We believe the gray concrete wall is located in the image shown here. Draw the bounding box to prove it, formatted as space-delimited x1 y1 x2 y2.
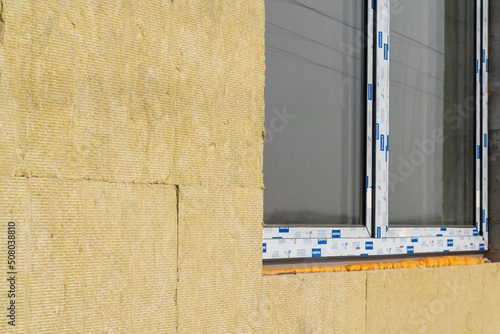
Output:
487 1 500 261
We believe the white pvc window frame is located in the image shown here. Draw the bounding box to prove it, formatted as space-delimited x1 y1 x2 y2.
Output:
263 0 489 260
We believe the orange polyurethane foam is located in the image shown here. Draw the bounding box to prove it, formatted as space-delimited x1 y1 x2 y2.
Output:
263 256 487 275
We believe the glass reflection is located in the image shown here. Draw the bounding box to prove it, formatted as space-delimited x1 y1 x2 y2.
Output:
389 0 475 226
264 0 365 226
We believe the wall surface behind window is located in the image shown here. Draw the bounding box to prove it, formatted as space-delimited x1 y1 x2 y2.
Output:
487 0 500 262
0 1 499 333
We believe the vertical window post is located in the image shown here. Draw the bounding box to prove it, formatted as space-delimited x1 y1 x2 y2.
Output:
374 0 390 238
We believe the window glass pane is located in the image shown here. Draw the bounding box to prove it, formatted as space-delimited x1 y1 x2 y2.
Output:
389 0 475 226
264 0 365 226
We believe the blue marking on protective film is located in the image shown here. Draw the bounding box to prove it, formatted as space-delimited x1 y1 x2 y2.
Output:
361 254 369 256
318 239 327 245
477 145 481 159
376 123 380 140
366 176 369 189
437 234 443 237
377 227 381 238
444 250 450 253
378 32 383 48
312 248 322 258
407 246 414 254
384 44 388 60
473 231 479 237
483 210 486 224
380 135 385 151
480 244 485 251
263 243 267 253
484 134 488 147
447 239 453 247
332 230 341 238
486 59 489 72
476 59 479 73
365 241 374 250
272 237 282 239
386 135 389 162
486 218 489 232
411 238 418 243
279 227 289 233
440 227 447 231
371 0 373 9
368 84 373 100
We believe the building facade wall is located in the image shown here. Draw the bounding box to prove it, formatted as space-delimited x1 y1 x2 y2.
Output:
0 1 498 333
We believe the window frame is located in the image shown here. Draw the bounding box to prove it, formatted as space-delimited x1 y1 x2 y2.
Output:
263 0 489 260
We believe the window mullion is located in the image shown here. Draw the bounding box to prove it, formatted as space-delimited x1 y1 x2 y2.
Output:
476 0 482 235
481 0 489 245
365 0 375 236
374 0 390 238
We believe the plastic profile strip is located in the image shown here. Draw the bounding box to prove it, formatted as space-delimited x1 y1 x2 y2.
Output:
262 236 486 260
374 0 390 238
481 0 489 247
386 227 480 238
365 0 375 236
475 0 482 233
263 226 370 240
